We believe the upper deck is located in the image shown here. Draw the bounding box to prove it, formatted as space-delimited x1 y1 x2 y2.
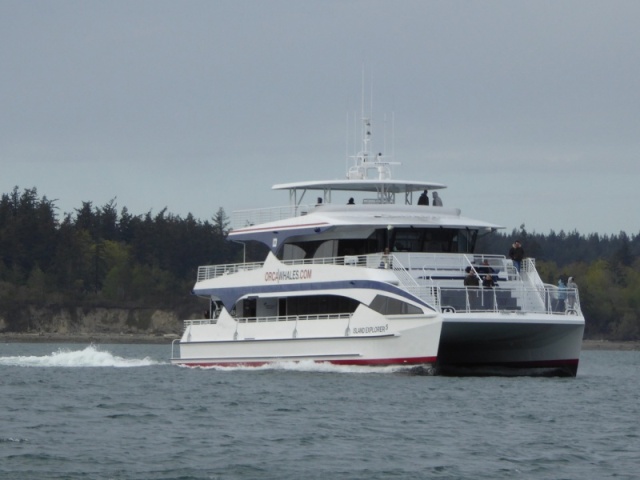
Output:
195 252 581 317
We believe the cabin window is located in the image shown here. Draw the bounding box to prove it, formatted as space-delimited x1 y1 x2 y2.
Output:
281 240 337 260
239 298 257 318
315 240 338 258
369 295 422 315
279 295 360 317
456 229 478 253
280 227 478 259
390 228 478 253
282 243 307 261
392 230 422 252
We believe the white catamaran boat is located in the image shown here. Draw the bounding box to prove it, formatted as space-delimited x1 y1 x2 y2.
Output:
171 114 584 375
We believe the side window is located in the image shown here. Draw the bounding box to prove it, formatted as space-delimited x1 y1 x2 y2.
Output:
282 244 306 261
369 295 422 315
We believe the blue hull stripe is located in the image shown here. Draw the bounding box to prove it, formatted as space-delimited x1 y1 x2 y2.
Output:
195 279 435 312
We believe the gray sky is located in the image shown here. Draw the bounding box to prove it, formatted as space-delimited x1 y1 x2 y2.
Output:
2 0 639 236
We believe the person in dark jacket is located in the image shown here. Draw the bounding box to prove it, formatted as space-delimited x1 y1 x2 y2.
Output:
464 266 480 287
509 240 525 274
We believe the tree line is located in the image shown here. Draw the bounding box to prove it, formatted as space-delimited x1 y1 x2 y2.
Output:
1 187 639 340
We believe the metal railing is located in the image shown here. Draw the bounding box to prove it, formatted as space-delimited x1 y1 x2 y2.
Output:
197 254 378 281
231 204 312 230
197 261 264 282
436 285 581 315
182 313 353 333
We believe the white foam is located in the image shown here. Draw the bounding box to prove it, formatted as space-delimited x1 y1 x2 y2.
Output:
191 360 419 375
0 345 162 368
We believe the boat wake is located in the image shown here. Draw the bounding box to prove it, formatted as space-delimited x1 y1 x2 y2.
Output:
186 360 436 375
0 345 162 368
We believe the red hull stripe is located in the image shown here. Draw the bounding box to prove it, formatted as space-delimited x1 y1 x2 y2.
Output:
177 356 437 368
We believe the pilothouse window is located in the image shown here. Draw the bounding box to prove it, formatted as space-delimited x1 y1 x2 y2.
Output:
280 227 478 260
389 228 477 253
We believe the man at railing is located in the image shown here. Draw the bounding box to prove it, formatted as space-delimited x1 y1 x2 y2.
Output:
509 240 525 274
463 266 481 310
555 277 567 312
567 276 578 311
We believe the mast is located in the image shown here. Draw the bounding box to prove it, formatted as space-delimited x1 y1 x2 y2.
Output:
347 78 399 184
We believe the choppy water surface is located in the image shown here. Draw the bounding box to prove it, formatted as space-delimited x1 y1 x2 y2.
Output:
1 343 638 480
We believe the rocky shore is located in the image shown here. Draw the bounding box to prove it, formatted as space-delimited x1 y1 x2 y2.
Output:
0 332 638 350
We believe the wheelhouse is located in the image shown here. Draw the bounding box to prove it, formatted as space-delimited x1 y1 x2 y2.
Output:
280 226 479 261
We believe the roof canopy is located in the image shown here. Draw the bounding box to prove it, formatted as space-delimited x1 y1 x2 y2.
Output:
273 179 446 194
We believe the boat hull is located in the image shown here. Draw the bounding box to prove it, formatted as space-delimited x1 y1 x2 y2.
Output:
436 313 585 376
171 309 442 368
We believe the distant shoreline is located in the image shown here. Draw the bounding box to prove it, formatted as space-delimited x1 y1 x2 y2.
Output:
0 333 638 351
581 339 640 351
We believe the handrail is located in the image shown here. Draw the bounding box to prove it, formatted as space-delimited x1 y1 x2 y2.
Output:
236 313 352 324
231 204 313 230
436 285 581 315
183 313 352 328
197 252 510 282
170 338 180 359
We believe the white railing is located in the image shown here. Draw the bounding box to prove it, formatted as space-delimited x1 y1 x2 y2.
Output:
231 204 312 230
197 262 264 282
436 285 581 315
183 313 352 330
236 313 352 324
197 255 374 281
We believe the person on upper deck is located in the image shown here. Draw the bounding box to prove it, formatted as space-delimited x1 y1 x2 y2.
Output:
418 190 429 205
347 197 355 205
567 276 578 310
380 247 392 269
478 260 497 286
509 240 524 274
432 191 443 206
556 277 567 312
482 273 495 288
478 259 494 274
464 266 480 287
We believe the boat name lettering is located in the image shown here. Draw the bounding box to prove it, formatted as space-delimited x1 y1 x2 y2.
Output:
352 324 389 335
264 269 313 282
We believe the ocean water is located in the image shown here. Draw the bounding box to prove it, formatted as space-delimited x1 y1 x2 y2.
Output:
0 343 638 480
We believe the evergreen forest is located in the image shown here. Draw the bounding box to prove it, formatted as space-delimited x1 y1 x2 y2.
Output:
1 187 639 340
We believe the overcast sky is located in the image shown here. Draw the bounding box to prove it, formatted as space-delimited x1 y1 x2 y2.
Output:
2 0 639 236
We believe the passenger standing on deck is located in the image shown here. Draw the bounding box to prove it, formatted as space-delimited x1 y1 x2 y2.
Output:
567 276 578 310
380 248 391 269
432 191 443 206
418 190 429 205
464 266 480 309
556 277 567 312
509 240 524 274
